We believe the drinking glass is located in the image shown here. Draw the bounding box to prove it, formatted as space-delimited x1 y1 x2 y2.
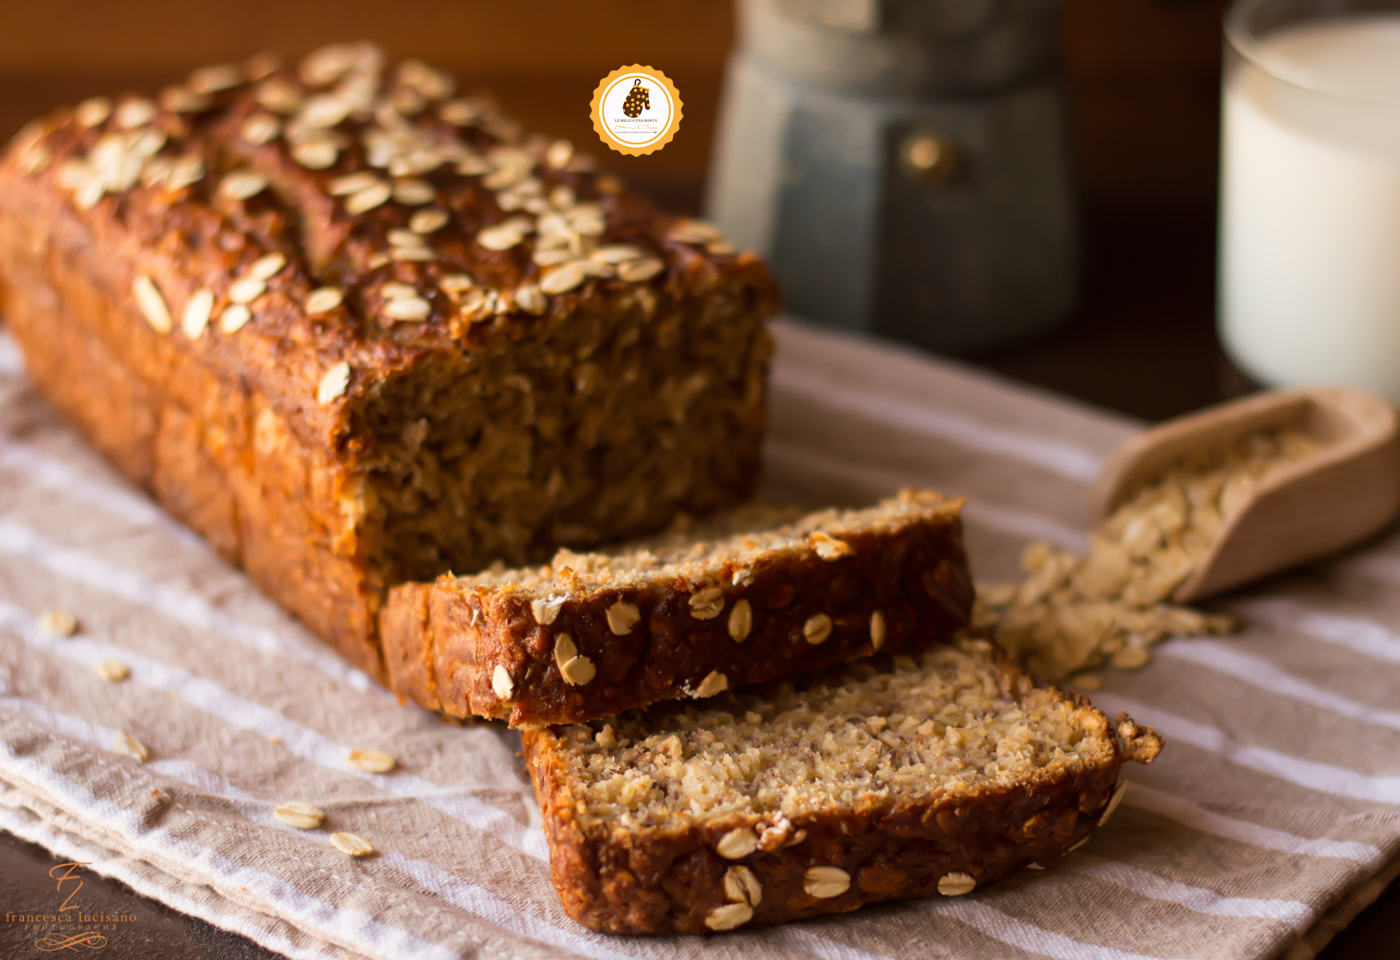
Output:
1219 0 1400 400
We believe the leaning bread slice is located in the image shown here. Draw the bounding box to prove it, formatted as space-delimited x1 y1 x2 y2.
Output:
381 489 973 725
523 636 1163 934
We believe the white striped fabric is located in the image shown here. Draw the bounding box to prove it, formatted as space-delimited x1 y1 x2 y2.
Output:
1 318 1398 960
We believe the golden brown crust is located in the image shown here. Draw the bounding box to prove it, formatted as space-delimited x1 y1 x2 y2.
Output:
0 243 388 676
382 500 975 725
523 644 1149 935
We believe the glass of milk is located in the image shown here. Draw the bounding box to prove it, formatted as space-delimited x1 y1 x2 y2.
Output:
1219 0 1400 401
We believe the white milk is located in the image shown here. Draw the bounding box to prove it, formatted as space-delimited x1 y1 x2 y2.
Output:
1219 16 1400 400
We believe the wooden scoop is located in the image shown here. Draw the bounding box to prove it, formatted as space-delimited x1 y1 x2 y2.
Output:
1088 387 1400 603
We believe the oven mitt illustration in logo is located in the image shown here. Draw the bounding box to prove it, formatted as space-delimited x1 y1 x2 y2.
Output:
622 79 651 118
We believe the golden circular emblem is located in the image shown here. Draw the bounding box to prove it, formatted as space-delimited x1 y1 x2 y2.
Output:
591 65 682 156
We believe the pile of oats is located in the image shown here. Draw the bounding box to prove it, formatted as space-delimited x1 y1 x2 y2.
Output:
973 427 1321 687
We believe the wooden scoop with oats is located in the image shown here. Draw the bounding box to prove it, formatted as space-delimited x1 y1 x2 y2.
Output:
976 387 1400 686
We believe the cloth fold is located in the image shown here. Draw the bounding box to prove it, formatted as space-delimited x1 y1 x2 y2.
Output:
1 318 1397 960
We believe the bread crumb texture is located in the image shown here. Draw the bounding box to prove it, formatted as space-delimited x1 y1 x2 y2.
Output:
553 640 1112 829
457 491 957 597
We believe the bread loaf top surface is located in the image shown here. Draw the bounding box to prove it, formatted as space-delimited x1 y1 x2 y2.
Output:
0 43 776 450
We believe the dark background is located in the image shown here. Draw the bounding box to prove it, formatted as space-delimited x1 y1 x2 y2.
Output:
0 0 1395 957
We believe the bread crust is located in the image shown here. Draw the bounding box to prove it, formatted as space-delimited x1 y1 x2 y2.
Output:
523 644 1162 935
382 498 974 725
0 210 387 675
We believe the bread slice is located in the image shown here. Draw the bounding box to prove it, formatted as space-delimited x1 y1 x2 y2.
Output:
523 636 1163 934
381 489 973 725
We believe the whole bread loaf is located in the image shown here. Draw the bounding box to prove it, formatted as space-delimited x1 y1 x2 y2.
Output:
525 636 1163 935
0 45 777 681
383 489 974 725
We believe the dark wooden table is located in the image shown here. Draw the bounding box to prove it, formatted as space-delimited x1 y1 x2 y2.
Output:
2 74 1397 960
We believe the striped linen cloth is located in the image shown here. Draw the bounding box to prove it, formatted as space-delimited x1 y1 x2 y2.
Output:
1 317 1397 960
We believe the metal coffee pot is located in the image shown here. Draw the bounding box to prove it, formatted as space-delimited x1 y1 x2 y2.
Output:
707 0 1077 355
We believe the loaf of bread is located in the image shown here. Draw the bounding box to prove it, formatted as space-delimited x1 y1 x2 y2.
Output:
0 44 777 681
382 489 973 725
524 636 1163 934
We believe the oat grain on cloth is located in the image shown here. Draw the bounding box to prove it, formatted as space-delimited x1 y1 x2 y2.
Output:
1 317 1398 960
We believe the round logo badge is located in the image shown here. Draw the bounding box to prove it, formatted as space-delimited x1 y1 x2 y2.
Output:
591 65 682 156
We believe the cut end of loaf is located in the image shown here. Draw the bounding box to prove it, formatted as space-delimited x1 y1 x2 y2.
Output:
353 278 776 591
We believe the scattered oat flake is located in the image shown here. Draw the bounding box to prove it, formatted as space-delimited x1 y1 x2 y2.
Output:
348 749 396 774
96 659 130 682
39 609 78 637
329 832 374 857
273 801 324 830
113 731 149 762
